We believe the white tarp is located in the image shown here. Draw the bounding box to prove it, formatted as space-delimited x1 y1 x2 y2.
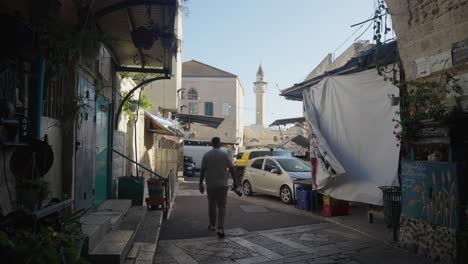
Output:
303 69 400 205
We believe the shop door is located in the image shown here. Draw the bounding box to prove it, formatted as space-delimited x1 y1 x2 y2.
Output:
94 96 110 205
74 74 96 210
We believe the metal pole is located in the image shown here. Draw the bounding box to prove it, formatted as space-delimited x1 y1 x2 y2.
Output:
32 57 46 139
114 75 170 129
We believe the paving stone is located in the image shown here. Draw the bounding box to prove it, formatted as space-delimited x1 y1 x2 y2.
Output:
239 205 270 213
324 229 361 240
230 237 284 260
135 261 152 264
136 250 154 261
225 228 249 236
262 233 308 250
167 245 198 264
235 256 270 264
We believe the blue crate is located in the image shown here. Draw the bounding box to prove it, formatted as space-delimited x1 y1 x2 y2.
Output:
295 188 323 211
295 187 312 210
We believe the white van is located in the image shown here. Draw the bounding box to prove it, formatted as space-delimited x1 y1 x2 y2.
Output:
183 145 230 171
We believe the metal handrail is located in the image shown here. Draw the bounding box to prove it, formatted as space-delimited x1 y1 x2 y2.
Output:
112 148 166 181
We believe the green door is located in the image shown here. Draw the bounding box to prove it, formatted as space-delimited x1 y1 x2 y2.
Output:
95 96 110 205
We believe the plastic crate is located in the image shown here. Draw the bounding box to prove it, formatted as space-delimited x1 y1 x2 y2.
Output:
322 197 349 217
295 186 311 210
310 191 323 212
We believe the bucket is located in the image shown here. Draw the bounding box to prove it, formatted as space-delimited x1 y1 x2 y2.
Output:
147 178 165 199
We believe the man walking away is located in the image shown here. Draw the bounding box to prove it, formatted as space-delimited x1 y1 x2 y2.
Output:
199 137 238 238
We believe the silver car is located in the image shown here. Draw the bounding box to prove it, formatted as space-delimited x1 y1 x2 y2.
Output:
242 156 312 204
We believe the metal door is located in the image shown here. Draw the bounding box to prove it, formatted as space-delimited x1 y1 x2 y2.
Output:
94 96 110 205
262 159 283 195
74 74 96 210
249 158 266 193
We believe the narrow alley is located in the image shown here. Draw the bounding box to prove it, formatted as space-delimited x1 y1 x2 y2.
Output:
153 178 433 264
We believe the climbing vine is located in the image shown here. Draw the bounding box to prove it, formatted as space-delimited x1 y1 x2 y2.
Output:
372 1 464 146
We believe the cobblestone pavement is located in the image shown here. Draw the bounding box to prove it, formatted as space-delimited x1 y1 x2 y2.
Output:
154 223 433 264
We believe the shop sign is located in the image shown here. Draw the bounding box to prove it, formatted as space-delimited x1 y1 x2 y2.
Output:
452 38 468 65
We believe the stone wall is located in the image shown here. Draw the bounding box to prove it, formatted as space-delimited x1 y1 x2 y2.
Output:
386 0 468 80
112 131 127 198
399 216 456 263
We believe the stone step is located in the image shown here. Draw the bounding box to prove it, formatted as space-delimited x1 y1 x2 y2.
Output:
81 212 113 252
124 210 164 264
89 230 134 264
81 199 133 254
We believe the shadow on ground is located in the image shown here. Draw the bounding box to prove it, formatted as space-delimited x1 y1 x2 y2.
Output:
159 194 324 240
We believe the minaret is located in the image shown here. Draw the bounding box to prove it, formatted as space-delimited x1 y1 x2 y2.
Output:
253 64 267 126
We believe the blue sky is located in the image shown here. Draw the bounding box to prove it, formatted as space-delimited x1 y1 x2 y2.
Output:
182 0 387 125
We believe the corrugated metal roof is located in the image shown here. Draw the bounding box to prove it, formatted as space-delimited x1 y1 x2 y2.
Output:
269 117 306 127
93 0 176 72
281 40 399 101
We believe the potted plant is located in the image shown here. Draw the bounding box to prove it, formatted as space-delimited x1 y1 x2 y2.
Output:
59 210 87 264
16 178 50 211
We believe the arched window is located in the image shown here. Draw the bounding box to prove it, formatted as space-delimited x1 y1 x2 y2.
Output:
188 88 198 100
273 136 278 142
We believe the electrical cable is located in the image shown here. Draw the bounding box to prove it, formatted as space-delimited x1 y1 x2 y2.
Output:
3 152 15 209
354 20 374 42
133 88 144 177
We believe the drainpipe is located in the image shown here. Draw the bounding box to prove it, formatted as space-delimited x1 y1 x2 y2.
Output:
32 57 46 139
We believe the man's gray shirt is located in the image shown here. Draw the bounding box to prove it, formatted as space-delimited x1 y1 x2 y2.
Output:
201 148 233 189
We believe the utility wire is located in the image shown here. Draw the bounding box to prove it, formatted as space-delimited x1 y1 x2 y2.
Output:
354 19 374 42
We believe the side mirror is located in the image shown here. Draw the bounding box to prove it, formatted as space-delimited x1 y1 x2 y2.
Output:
271 168 281 174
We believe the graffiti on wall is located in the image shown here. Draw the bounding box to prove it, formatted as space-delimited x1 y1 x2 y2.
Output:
401 161 459 228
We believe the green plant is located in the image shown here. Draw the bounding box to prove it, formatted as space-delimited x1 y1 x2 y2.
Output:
393 72 463 143
122 91 154 120
370 1 464 145
0 209 88 264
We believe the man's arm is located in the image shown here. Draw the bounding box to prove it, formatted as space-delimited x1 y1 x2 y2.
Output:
199 167 206 185
226 154 239 187
199 156 206 194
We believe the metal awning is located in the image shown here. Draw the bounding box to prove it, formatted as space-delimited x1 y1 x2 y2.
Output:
279 135 309 148
281 41 399 101
269 117 306 127
177 114 224 129
145 112 185 137
93 0 178 73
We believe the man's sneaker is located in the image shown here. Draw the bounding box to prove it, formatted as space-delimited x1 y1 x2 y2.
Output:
208 225 216 231
231 186 243 197
217 227 225 238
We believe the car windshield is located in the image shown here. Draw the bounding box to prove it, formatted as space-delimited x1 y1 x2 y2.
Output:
273 150 292 157
277 159 311 172
184 157 193 162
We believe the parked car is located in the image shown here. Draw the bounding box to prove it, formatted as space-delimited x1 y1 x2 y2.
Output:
242 156 312 204
234 148 292 179
183 156 196 177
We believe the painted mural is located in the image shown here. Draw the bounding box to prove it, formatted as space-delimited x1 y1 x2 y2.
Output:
401 161 459 228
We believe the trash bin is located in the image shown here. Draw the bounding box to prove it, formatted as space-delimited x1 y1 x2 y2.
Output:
379 186 401 241
379 186 401 227
118 176 144 205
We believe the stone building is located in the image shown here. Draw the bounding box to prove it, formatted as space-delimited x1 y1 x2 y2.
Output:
385 0 468 262
181 60 245 147
244 65 307 152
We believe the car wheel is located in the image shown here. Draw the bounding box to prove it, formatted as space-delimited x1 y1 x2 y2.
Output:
243 181 253 196
280 186 293 204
